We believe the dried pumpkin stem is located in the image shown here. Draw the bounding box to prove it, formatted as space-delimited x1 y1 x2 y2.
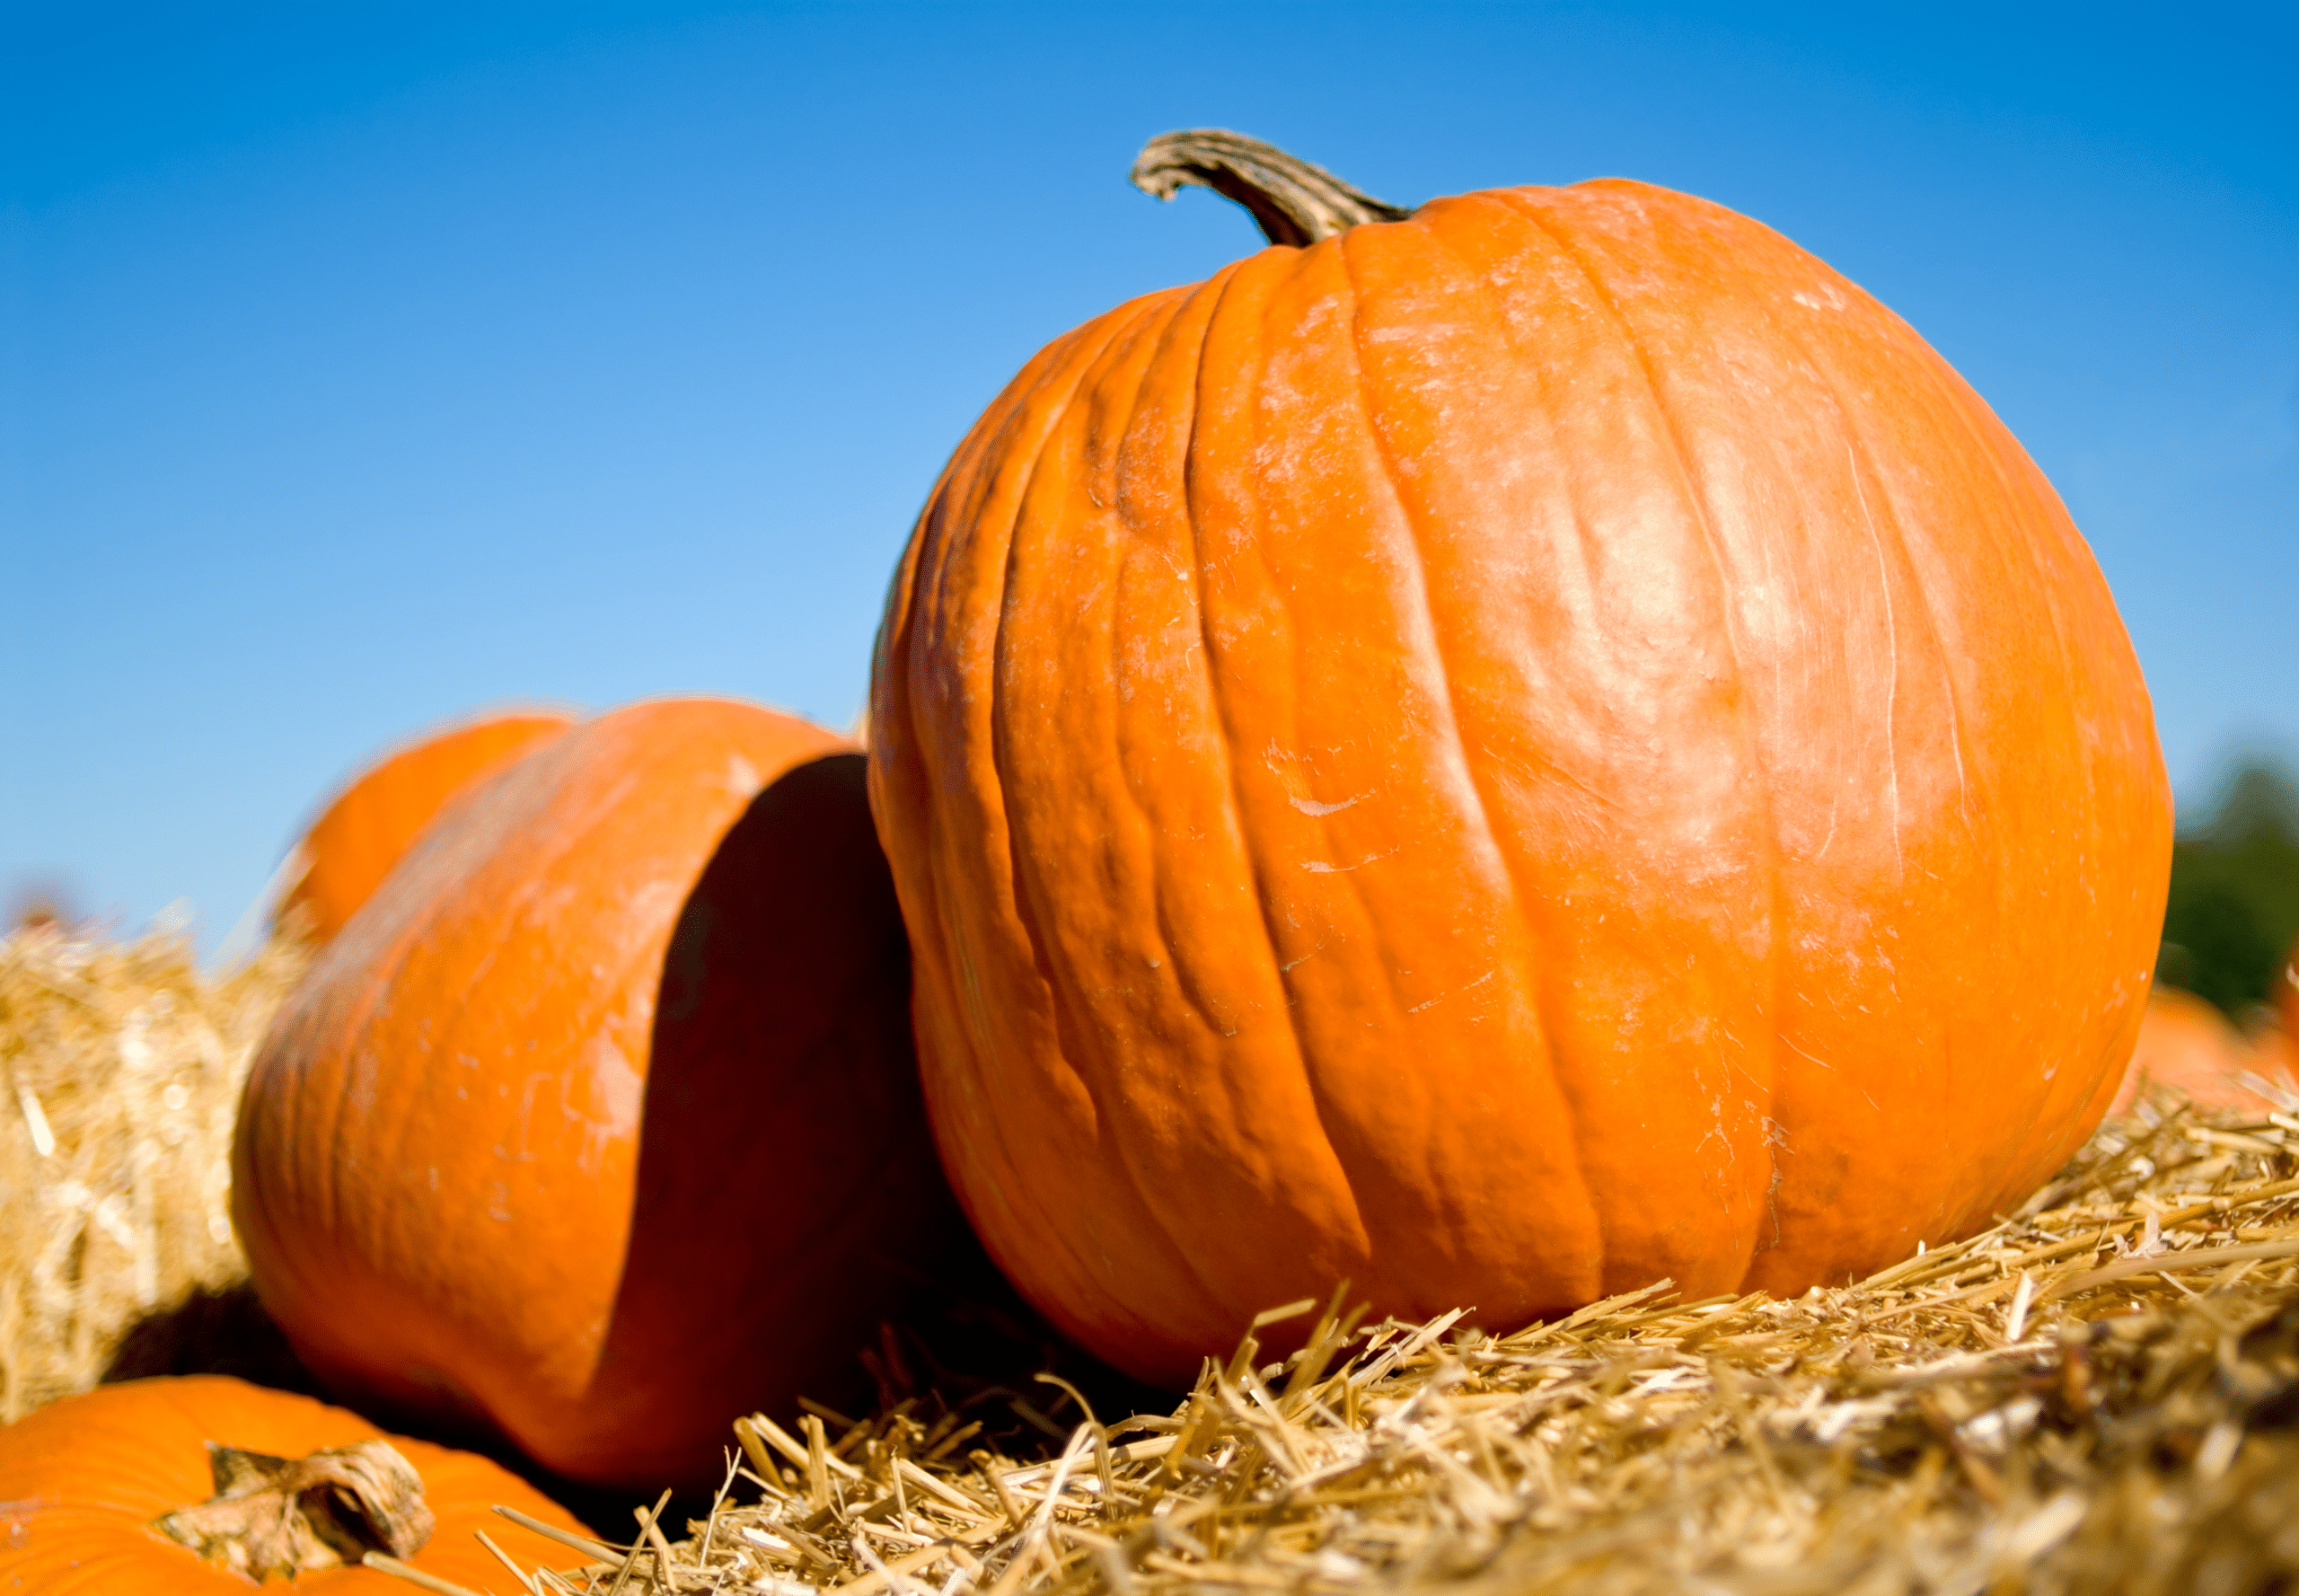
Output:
150 1438 436 1580
1129 129 1413 246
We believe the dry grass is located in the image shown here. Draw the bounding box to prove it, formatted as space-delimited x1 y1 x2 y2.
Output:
0 922 304 1420
9 921 2299 1592
459 1090 2299 1596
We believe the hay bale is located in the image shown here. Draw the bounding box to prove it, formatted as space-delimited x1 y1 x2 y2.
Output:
487 1088 2299 1596
0 923 304 1419
11 915 2297 1591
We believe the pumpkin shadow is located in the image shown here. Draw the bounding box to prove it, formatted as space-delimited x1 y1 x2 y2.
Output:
103 1282 323 1396
583 752 1164 1489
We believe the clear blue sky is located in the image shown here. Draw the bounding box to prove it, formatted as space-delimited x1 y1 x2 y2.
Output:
4 2 2295 948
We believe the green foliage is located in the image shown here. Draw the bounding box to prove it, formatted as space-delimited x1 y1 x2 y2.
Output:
2158 758 2299 1018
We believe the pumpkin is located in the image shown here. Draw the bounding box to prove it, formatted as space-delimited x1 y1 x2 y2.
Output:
866 131 2172 1383
0 1375 593 1592
279 710 574 942
236 697 959 1486
2281 932 2299 1053
2110 985 2280 1116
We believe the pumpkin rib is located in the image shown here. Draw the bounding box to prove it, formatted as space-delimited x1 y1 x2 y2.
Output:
1467 190 1789 1282
1254 220 1608 1309
1326 217 1613 1282
1722 198 2151 1255
1131 269 1282 1045
1701 207 2001 1257
980 295 1240 1342
1445 193 1803 1278
1117 266 1360 1341
1053 274 1324 1352
1823 380 2037 1222
1515 185 2000 1275
1828 304 2132 1212
1183 248 1385 1296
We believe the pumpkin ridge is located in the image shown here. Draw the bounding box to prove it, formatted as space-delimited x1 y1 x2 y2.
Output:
1407 191 1785 1273
1319 216 1614 1299
983 294 1232 1341
1125 270 1272 1037
1793 343 2013 1222
1783 275 2108 1227
1103 258 1371 1347
1179 244 1381 1329
1517 191 1931 1274
1488 188 1814 1282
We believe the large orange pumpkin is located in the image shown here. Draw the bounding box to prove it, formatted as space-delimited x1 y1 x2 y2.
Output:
237 698 959 1486
0 1376 593 1592
867 132 2172 1383
279 710 574 942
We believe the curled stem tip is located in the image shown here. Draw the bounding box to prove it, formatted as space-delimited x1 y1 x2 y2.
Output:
1130 129 1412 247
152 1439 436 1580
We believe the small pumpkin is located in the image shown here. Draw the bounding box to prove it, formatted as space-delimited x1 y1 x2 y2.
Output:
2111 985 2280 1116
0 1375 592 1592
867 132 2172 1382
2280 932 2299 1054
279 710 574 942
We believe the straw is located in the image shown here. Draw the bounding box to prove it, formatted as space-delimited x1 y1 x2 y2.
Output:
487 1084 2299 1595
0 921 304 1419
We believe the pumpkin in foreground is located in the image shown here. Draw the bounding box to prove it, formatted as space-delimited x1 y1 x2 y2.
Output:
278 709 574 942
0 1375 592 1592
237 697 960 1486
867 131 2172 1383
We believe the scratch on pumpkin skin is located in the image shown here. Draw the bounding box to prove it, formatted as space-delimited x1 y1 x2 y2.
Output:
1300 848 1397 875
1263 742 1365 816
1405 969 1495 1015
1846 443 1904 884
1760 1116 1793 1250
1781 1033 1881 1113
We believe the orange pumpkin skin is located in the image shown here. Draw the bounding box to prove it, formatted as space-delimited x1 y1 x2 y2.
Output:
2110 987 2276 1116
0 1376 591 1593
868 179 2171 1383
281 711 574 942
2281 934 2299 1051
237 698 950 1486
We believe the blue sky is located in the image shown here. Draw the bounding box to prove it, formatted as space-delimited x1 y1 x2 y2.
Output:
4 2 2295 947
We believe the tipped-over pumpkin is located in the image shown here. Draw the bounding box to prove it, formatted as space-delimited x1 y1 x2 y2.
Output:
237 697 966 1486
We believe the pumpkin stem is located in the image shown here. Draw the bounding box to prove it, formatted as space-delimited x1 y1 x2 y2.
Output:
150 1439 436 1580
1129 130 1413 247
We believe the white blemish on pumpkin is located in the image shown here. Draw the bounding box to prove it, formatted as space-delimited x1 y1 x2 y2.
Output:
560 1037 642 1176
1406 970 1494 1014
1302 848 1396 875
1846 445 1904 883
726 754 762 799
1264 743 1365 817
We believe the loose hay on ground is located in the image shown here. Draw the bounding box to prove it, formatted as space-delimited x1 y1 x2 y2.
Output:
0 924 304 1419
465 1090 2299 1596
10 923 2299 1591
